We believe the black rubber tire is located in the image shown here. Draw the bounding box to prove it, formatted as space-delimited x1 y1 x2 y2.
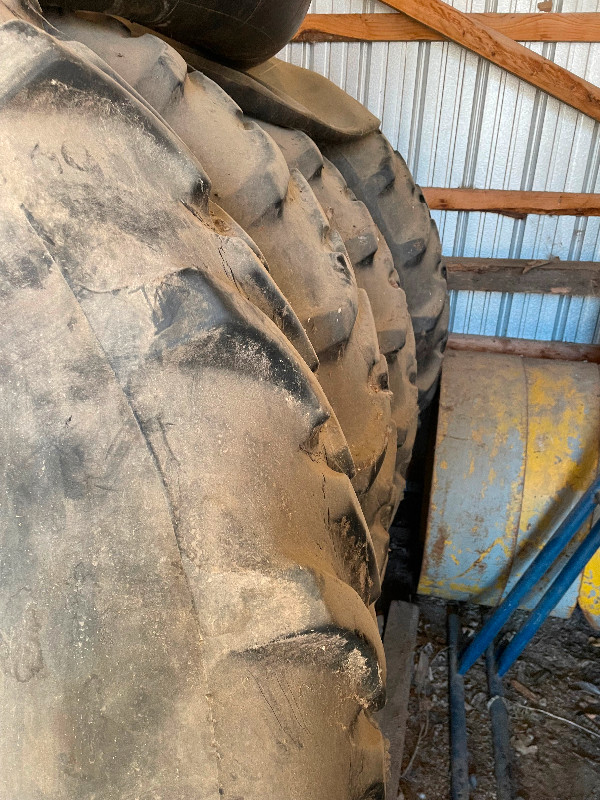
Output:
322 132 450 409
0 13 386 800
48 9 397 511
257 120 418 567
139 46 449 409
43 0 311 67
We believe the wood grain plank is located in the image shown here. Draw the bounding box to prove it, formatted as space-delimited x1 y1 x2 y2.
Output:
423 188 600 217
375 601 419 799
379 0 600 123
448 334 600 363
294 12 600 44
445 257 600 296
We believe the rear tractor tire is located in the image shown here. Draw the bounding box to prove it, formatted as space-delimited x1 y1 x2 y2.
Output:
1 3 448 797
0 13 386 800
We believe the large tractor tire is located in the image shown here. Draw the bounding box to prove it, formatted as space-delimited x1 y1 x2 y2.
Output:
258 122 418 473
50 0 311 67
257 121 418 568
3 0 446 793
0 11 387 799
322 135 449 409
46 11 408 566
162 46 449 408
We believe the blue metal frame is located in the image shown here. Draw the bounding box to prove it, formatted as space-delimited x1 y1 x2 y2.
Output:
497 516 600 675
458 474 600 675
447 475 600 799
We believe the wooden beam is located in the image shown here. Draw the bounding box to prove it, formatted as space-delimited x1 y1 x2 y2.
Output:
423 188 600 217
294 12 600 44
375 602 419 800
448 334 600 363
379 0 600 123
446 256 600 296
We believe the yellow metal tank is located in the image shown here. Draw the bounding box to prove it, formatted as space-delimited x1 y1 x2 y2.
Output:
419 350 600 628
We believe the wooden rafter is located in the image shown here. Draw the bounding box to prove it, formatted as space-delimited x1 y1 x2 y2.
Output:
423 188 600 217
448 334 600 363
445 257 600 296
294 12 600 44
376 0 600 123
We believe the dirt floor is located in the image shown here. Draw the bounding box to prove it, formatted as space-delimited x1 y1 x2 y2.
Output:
397 597 600 800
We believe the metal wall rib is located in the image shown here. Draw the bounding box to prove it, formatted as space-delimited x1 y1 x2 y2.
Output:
279 0 600 343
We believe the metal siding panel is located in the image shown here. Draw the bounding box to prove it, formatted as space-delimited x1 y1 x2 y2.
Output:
448 290 600 343
574 297 600 341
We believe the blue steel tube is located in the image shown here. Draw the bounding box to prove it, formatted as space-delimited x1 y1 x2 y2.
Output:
459 474 600 675
448 610 470 800
497 516 600 677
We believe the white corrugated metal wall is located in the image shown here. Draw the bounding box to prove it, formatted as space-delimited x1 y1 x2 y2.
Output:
279 0 600 343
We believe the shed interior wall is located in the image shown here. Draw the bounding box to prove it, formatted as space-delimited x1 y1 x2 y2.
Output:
279 0 600 342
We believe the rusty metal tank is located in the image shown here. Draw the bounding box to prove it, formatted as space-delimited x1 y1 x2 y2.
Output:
419 350 600 628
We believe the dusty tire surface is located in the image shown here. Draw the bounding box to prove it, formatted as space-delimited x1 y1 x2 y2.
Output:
0 12 387 800
131 45 449 409
48 11 402 527
257 120 418 566
322 133 449 409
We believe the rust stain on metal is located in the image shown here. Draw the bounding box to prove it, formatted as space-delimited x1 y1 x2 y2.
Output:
430 523 450 569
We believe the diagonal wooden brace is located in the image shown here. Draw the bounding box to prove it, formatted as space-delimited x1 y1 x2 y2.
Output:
381 0 600 123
